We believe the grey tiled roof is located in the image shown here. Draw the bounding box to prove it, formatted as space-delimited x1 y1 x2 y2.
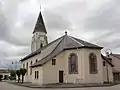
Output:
33 12 47 33
20 36 63 61
31 34 103 67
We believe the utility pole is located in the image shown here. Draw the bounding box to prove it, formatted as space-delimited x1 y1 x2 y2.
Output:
12 60 18 82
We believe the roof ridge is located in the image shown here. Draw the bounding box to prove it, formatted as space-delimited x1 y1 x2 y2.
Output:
71 36 102 48
69 36 84 46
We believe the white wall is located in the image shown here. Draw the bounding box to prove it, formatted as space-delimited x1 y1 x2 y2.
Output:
32 67 43 85
21 36 62 83
42 48 103 84
83 49 104 84
21 47 104 84
103 60 113 82
31 32 48 52
21 54 40 82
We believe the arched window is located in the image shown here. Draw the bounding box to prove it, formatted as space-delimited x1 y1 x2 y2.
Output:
89 53 98 74
69 53 78 74
30 61 32 75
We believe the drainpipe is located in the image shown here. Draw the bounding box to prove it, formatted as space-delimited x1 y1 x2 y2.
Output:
105 49 112 83
106 62 109 83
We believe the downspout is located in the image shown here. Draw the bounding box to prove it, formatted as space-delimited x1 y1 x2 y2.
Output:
106 62 109 83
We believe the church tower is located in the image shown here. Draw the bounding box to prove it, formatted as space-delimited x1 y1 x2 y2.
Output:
31 11 48 52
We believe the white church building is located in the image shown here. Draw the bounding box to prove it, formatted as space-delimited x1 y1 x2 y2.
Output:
20 10 114 85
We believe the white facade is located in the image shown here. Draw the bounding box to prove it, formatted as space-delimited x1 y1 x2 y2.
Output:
31 32 48 52
21 48 108 85
20 10 114 85
42 49 103 84
102 59 113 82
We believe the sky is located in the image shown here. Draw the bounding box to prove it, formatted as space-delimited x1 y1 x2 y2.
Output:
0 0 120 68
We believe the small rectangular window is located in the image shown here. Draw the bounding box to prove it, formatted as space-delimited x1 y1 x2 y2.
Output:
37 71 39 79
35 71 36 79
23 64 25 68
103 61 106 66
52 59 56 65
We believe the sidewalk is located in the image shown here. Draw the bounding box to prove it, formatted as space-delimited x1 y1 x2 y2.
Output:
7 81 117 88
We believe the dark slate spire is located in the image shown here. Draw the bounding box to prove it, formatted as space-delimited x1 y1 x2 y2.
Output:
33 12 47 33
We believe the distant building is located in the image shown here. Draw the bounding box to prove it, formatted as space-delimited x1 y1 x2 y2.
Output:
109 54 120 82
20 10 114 85
0 68 10 80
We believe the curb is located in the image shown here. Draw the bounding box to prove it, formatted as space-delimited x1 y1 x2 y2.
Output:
7 82 117 89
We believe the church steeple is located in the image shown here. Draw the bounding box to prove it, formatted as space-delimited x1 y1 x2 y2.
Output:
33 12 47 34
31 10 48 52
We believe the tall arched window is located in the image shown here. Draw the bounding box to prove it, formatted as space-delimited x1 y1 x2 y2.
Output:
30 61 32 75
89 53 98 74
69 53 78 74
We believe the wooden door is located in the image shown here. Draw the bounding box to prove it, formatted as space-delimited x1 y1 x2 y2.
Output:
59 71 64 83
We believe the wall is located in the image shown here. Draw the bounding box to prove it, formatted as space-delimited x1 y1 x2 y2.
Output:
21 37 62 83
32 67 43 85
42 48 103 84
31 32 47 52
83 49 103 84
21 54 40 82
110 55 120 72
103 60 113 82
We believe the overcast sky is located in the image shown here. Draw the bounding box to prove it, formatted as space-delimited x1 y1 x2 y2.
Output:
0 0 120 68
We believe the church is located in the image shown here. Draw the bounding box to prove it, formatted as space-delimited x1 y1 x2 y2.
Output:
20 10 114 85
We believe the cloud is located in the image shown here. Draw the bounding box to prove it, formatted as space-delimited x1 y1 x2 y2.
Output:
1 0 120 68
0 0 31 68
44 10 71 30
84 0 120 52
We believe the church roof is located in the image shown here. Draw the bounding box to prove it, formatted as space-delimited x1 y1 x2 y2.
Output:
30 33 103 67
33 12 47 33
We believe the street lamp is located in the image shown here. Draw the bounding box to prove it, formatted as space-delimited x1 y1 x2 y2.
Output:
12 60 18 82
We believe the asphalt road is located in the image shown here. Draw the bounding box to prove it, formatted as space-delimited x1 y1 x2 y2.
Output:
1 82 120 90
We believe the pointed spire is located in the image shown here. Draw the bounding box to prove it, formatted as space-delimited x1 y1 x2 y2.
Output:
33 11 47 34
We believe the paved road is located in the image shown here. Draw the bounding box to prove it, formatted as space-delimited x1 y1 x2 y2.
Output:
1 82 120 90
